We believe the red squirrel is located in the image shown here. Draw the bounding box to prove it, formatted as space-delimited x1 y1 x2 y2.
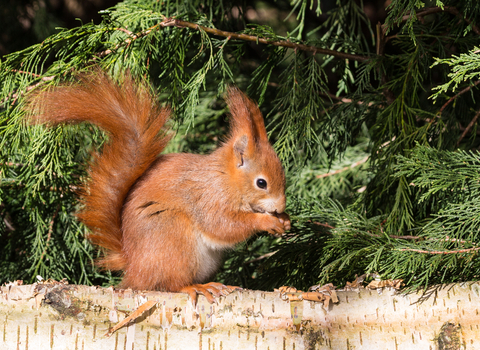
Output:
27 70 290 303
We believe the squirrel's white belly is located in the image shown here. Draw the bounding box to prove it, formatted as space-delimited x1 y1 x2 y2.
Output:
194 233 230 283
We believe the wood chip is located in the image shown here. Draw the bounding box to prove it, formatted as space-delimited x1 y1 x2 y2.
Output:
105 299 157 337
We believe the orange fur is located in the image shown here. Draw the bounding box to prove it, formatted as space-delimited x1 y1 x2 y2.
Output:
26 70 290 296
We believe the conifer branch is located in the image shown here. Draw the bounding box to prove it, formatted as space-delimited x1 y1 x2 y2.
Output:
96 25 159 58
382 6 480 35
438 80 480 116
312 221 422 240
34 204 60 276
316 156 369 178
160 18 370 62
100 17 371 63
1 75 54 106
392 235 422 240
375 23 395 104
245 251 277 264
11 70 42 78
0 162 25 167
312 222 335 230
364 232 422 240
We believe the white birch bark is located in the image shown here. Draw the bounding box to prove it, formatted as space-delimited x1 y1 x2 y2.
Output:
1 282 477 349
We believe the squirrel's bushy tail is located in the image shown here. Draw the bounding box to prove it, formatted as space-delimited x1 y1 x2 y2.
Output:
27 70 171 270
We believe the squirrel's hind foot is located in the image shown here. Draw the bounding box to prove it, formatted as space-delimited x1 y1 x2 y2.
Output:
180 282 241 305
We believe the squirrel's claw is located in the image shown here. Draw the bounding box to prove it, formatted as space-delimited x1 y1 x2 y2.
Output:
181 282 241 306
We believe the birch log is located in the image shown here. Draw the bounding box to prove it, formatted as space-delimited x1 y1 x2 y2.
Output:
1 281 478 349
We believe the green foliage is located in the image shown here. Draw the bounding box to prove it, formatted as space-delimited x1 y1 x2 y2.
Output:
431 46 480 97
2 0 480 292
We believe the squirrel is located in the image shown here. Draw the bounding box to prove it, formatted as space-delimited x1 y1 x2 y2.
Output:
26 69 291 303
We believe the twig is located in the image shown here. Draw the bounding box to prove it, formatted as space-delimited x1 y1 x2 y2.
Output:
438 80 480 116
96 26 155 57
115 27 134 36
399 247 480 255
316 156 369 178
312 221 335 230
1 75 55 107
392 235 422 240
160 18 369 62
376 22 385 56
244 251 277 264
457 108 480 147
11 70 42 78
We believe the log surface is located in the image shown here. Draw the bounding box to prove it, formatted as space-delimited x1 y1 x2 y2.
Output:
1 282 478 349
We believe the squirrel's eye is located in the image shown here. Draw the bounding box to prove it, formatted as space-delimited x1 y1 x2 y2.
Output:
256 178 267 189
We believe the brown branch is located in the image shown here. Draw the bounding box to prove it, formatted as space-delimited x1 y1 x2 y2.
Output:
392 235 422 240
457 107 480 147
399 247 480 255
376 22 385 56
438 80 480 116
11 70 42 78
312 221 335 230
244 251 278 264
400 6 448 24
115 27 134 36
6 14 369 107
105 6 476 66
160 18 369 62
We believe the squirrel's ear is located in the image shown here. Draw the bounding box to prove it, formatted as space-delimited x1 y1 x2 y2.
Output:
233 135 248 167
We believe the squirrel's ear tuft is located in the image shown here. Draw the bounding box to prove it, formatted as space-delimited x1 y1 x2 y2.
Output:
225 86 269 143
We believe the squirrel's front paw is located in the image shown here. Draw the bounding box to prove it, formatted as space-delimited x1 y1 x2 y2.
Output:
260 212 290 234
275 212 291 231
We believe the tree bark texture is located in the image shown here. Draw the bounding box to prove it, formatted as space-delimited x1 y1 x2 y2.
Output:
1 282 478 349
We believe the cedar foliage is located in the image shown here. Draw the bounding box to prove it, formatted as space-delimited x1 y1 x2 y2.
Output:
1 0 480 291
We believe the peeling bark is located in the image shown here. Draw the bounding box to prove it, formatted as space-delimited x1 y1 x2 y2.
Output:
1 282 479 349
